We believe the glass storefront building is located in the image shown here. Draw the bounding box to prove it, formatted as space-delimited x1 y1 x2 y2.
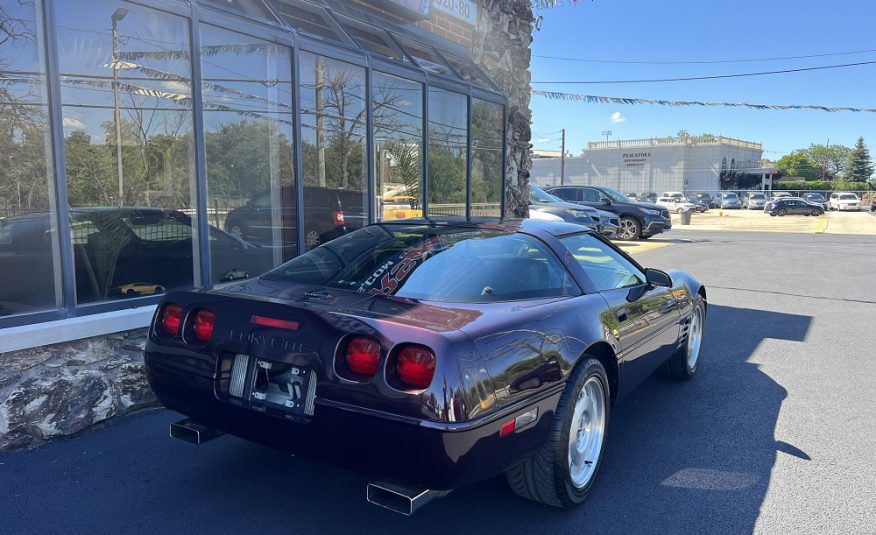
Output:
0 0 505 331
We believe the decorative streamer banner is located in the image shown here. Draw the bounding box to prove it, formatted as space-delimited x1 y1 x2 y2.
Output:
531 89 876 113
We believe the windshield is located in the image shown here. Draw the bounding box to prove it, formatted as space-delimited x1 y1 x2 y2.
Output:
263 224 579 303
750 193 766 199
530 185 562 203
599 187 631 203
839 194 858 200
723 193 739 199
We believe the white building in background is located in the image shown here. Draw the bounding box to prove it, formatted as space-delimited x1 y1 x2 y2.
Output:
531 136 766 194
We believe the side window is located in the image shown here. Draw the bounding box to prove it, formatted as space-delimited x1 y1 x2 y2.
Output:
251 193 271 209
549 187 575 201
560 233 645 291
580 188 601 202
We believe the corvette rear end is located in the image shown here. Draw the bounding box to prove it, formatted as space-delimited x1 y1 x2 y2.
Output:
144 280 558 500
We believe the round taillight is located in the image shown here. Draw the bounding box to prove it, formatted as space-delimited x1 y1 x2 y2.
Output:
192 309 215 343
396 345 436 390
345 336 381 376
160 304 183 336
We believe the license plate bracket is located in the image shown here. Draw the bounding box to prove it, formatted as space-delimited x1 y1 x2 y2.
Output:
250 358 316 417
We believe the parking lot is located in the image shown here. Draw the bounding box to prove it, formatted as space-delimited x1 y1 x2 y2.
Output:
668 207 876 235
2 230 875 534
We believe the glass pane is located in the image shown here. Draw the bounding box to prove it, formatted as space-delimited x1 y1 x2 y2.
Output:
427 88 466 216
373 73 423 222
441 52 493 87
200 24 296 283
560 233 645 291
0 0 61 317
471 99 503 217
299 52 367 249
55 0 197 304
199 0 277 21
393 35 454 77
272 0 352 44
264 226 578 303
335 15 407 62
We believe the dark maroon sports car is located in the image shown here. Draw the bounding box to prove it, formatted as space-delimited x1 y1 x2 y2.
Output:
144 218 707 514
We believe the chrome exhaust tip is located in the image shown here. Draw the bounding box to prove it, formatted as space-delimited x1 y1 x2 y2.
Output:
366 480 449 516
169 418 224 445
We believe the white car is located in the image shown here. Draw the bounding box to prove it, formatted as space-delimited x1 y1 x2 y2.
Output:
656 196 697 213
829 192 861 211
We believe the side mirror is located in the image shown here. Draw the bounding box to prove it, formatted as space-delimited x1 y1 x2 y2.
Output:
599 197 611 206
645 268 672 288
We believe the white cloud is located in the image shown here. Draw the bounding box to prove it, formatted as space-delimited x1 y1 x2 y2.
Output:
63 117 85 130
610 112 626 123
160 80 190 95
536 138 552 143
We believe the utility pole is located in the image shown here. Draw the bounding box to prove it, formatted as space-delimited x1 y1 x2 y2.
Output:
560 128 565 185
111 8 128 207
602 129 612 142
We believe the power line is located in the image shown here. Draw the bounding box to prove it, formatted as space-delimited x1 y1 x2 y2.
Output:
534 48 876 65
532 60 876 84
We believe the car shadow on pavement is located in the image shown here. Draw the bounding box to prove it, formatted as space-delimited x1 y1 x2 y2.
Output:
0 305 813 535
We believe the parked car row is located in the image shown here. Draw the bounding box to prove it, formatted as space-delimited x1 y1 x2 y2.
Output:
543 185 672 240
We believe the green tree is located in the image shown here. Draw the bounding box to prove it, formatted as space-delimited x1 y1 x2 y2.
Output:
845 137 874 182
776 152 819 181
800 143 851 180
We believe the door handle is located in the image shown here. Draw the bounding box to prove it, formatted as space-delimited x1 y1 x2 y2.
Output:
616 310 628 323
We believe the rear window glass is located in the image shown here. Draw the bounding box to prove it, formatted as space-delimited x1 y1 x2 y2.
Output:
263 225 580 302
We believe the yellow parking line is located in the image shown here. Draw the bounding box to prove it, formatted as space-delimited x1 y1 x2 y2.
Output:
813 213 828 234
615 241 672 254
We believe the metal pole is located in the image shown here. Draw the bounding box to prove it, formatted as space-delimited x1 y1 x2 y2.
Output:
111 12 125 206
560 128 565 185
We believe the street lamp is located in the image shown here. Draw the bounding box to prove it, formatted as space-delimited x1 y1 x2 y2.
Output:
111 8 128 206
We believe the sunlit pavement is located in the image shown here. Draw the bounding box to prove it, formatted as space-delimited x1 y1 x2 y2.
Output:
667 208 876 235
2 231 875 534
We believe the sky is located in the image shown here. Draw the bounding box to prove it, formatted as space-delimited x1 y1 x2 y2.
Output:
528 0 876 159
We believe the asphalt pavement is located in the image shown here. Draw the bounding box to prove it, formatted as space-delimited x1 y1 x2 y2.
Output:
2 231 875 534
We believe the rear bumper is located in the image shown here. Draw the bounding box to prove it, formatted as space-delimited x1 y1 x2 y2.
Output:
145 353 559 490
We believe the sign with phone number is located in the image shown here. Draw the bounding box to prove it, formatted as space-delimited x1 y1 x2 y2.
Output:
431 0 477 25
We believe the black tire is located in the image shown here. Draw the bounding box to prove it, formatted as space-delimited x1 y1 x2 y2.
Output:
617 216 642 240
777 209 787 217
811 209 822 216
661 295 706 380
125 289 136 296
769 212 777 217
505 357 610 508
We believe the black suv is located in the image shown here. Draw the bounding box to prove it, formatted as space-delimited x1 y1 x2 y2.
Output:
545 185 671 240
225 186 366 250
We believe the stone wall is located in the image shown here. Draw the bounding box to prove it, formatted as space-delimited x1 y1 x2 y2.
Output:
0 330 156 450
473 0 534 218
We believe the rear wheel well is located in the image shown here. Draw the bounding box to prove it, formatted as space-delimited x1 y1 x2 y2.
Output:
583 342 618 405
697 286 707 304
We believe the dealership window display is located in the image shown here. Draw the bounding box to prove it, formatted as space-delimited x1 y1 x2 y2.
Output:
0 0 60 319
299 51 368 249
373 72 423 221
471 99 504 217
428 87 467 215
55 0 197 304
0 0 505 330
200 23 296 279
